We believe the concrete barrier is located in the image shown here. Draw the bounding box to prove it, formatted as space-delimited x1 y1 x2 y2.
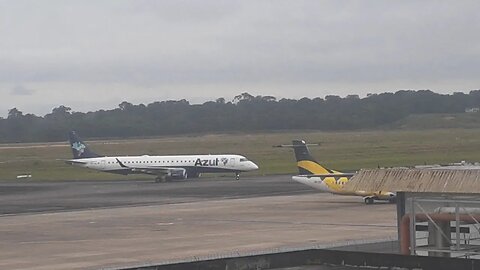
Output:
117 248 480 270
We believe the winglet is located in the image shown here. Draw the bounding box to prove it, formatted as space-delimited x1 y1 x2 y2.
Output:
116 158 129 168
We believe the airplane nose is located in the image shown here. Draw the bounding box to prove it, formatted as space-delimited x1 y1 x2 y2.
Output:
250 162 259 170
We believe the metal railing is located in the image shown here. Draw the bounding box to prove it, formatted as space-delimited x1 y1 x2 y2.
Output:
406 196 480 259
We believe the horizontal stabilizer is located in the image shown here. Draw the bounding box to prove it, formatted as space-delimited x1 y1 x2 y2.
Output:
273 143 320 148
65 160 88 165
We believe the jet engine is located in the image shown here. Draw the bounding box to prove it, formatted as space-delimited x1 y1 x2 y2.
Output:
167 168 188 180
186 169 201 178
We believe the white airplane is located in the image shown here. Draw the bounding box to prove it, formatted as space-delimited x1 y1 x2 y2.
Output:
66 131 258 182
286 140 396 204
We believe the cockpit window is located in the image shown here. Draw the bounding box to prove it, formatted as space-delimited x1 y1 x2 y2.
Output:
240 158 248 162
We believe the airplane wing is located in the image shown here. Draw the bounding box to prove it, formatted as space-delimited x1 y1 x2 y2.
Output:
115 158 182 176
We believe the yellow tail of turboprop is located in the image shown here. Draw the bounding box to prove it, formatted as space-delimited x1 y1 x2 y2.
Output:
291 140 353 192
291 140 342 175
286 140 395 204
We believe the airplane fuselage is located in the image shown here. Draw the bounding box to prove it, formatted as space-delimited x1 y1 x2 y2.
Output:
292 175 396 201
69 154 258 177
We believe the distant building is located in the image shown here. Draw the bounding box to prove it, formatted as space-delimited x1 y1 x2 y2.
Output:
465 107 480 113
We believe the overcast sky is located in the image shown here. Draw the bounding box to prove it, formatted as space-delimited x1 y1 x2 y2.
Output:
1 1 479 117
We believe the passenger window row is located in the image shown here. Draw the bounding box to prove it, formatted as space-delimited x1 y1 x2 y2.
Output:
106 160 195 164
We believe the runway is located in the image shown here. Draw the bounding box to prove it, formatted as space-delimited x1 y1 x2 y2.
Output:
0 175 397 270
0 175 312 215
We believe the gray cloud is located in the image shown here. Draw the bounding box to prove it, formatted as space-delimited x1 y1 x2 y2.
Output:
0 0 479 116
10 85 35 96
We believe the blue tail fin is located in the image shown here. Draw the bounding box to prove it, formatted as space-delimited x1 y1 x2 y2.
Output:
68 131 100 159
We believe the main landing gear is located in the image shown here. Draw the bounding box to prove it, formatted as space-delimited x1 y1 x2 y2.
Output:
155 175 167 183
363 197 397 204
364 197 375 205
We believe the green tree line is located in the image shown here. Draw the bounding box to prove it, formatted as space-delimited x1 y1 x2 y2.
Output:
1 90 480 143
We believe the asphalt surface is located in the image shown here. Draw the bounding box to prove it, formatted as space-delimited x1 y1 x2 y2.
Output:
0 175 314 215
0 175 397 270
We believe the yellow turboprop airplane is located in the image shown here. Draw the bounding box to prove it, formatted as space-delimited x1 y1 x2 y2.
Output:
287 140 396 204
